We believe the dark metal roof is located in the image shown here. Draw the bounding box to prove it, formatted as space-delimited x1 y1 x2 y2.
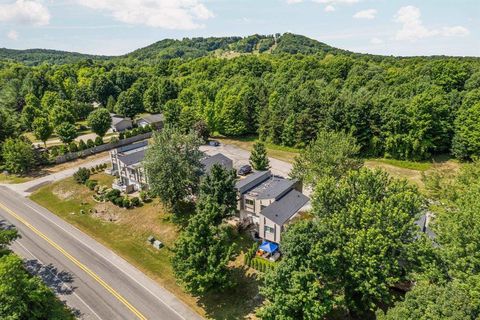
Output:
235 171 272 194
117 140 148 153
138 114 164 124
118 149 146 166
201 153 233 174
260 190 309 225
251 177 298 200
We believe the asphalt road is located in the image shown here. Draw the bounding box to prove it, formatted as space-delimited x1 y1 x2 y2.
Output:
0 187 202 320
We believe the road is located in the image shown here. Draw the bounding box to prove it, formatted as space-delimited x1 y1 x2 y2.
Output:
0 187 202 320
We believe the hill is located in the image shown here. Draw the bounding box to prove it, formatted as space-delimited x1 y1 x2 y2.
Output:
0 48 110 65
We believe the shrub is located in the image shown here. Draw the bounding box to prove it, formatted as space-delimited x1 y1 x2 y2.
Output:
68 142 78 153
94 136 103 146
110 136 119 144
78 139 87 150
114 196 124 207
139 191 147 202
80 209 85 215
86 180 98 190
59 145 69 155
90 167 96 174
86 139 95 148
105 189 121 201
122 197 131 208
49 146 59 157
119 132 125 140
73 167 90 184
130 197 140 207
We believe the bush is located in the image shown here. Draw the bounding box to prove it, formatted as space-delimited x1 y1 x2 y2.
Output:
139 191 148 202
73 167 91 184
78 139 87 150
94 136 103 146
110 136 119 144
105 188 121 202
49 146 59 157
59 145 69 155
130 197 140 207
68 142 78 153
85 180 98 190
119 132 125 140
86 139 95 148
114 196 124 207
90 167 96 174
122 197 131 208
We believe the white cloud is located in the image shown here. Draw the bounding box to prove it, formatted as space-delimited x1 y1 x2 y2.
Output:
394 6 469 41
370 37 382 44
442 26 470 37
0 0 50 26
7 30 19 40
353 9 377 19
324 5 335 12
78 0 214 30
286 0 303 4
313 0 360 4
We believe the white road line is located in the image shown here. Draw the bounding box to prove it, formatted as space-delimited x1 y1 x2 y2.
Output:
22 201 189 320
14 240 104 320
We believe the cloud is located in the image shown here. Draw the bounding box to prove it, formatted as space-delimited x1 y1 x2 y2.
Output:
353 9 377 19
313 0 360 4
7 30 19 40
0 0 50 26
286 0 303 3
394 6 469 41
370 37 383 44
324 5 335 12
442 26 470 37
77 0 214 30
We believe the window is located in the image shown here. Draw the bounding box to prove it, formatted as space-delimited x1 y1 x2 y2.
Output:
265 226 275 234
245 199 254 206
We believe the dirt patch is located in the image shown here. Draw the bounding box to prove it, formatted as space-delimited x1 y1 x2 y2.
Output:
92 202 121 222
52 186 76 200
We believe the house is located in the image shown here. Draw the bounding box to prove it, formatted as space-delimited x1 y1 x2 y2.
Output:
136 114 165 129
109 141 233 193
235 170 309 244
201 153 233 174
111 114 133 132
110 141 149 193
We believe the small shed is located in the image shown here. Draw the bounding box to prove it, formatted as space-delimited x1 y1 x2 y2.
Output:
137 114 165 129
111 114 133 132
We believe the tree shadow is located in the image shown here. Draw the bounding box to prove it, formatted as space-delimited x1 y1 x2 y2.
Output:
197 266 262 320
24 259 77 296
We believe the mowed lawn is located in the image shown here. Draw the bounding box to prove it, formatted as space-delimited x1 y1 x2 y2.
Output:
30 173 261 319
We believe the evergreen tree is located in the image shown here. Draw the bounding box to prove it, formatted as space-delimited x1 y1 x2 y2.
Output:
249 141 270 171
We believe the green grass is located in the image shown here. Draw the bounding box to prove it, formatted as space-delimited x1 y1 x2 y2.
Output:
368 158 433 171
30 177 260 319
0 173 34 184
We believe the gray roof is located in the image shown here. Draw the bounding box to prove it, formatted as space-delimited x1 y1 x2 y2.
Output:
261 190 309 225
138 114 164 124
111 113 132 126
201 153 233 174
249 176 298 200
235 171 272 194
118 149 146 166
117 140 148 153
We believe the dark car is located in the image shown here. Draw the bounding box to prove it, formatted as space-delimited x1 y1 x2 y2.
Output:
208 140 220 147
237 165 252 176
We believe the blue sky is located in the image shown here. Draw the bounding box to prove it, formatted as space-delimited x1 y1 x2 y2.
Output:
0 0 478 56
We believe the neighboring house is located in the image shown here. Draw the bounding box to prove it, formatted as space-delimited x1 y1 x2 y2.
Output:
111 113 133 132
109 141 233 193
137 114 165 129
235 170 309 244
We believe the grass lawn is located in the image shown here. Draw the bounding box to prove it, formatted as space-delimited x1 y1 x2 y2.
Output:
30 173 261 319
0 173 35 184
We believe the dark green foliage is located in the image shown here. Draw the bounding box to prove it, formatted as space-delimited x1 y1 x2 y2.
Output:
172 200 235 295
68 142 78 153
94 136 103 146
32 117 53 147
452 102 480 160
249 142 269 171
1 138 35 174
85 179 98 190
105 189 121 202
115 85 143 118
87 108 112 137
78 139 87 150
86 139 95 148
192 120 209 142
130 197 140 207
197 164 237 224
73 167 90 184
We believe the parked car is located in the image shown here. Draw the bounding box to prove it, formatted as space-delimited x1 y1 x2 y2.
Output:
238 165 252 176
208 140 220 147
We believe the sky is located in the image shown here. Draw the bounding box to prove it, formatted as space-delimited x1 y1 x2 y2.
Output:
0 0 479 57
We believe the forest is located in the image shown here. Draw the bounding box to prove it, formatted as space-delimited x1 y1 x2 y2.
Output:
1 33 480 166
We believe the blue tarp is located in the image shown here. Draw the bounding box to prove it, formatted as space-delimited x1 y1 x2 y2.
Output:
259 240 279 254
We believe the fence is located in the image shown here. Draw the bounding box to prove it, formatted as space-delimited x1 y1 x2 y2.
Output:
54 132 153 164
